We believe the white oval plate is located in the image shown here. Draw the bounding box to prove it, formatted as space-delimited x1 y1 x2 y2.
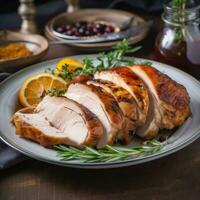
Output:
0 55 200 169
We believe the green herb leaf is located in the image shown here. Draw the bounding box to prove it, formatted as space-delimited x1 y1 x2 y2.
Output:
44 67 55 75
74 57 95 76
46 39 142 81
95 39 142 70
75 39 142 77
47 87 67 97
57 64 73 82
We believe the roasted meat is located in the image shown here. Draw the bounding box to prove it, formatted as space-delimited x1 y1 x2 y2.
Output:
12 96 103 148
65 83 124 147
88 79 136 143
94 67 149 126
13 64 192 149
130 65 191 130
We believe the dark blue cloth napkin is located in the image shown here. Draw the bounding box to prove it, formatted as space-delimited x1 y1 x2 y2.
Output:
0 142 25 169
0 73 26 169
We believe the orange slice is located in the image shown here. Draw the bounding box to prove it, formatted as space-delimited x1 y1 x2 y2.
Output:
54 58 83 76
18 73 67 107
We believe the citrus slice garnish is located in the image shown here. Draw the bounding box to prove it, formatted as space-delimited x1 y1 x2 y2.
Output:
18 73 67 107
54 58 83 76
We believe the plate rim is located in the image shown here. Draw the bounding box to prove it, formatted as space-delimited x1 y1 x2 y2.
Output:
0 124 200 169
0 56 200 169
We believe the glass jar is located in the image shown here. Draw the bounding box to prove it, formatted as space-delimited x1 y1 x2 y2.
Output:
155 3 200 76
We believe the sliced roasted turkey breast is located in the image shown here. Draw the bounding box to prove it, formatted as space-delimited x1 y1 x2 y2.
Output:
65 83 123 147
88 79 136 143
12 96 103 148
94 67 149 126
135 92 161 139
88 79 137 121
129 65 191 129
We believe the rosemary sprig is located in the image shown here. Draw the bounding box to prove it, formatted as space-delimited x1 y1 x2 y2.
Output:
172 0 187 43
55 139 168 163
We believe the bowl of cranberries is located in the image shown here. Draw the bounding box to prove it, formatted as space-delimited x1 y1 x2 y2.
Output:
45 9 148 51
53 21 119 40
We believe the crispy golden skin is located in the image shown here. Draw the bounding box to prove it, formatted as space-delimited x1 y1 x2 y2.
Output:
113 67 149 118
83 84 124 144
88 79 136 143
95 67 149 126
130 65 191 129
88 79 137 121
85 84 124 130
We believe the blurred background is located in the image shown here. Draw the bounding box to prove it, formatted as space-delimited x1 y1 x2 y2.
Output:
0 0 170 30
1 0 200 75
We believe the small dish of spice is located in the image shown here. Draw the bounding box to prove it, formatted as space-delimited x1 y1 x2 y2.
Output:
0 30 48 72
0 43 32 61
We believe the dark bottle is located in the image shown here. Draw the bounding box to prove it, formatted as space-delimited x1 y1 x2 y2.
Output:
155 3 200 77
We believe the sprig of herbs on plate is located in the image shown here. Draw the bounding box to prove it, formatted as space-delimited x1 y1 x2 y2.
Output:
45 67 55 75
72 39 143 77
47 87 67 97
45 39 151 82
172 0 187 43
95 39 142 71
74 57 96 77
55 139 169 163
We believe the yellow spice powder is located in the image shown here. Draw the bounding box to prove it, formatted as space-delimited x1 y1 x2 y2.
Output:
0 43 32 61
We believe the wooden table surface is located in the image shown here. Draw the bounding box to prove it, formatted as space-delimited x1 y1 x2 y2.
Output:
1 12 200 200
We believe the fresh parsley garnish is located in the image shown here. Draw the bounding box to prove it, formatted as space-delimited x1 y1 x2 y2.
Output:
74 57 96 76
95 40 142 70
44 67 55 75
44 39 151 82
58 64 73 82
47 87 67 97
74 39 142 77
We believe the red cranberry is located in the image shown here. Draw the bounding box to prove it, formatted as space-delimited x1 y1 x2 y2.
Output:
85 31 90 36
92 28 98 34
56 27 64 33
75 31 81 36
56 21 114 37
75 22 82 28
66 30 73 36
78 28 85 34
105 26 113 33
86 23 92 29
65 24 72 30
